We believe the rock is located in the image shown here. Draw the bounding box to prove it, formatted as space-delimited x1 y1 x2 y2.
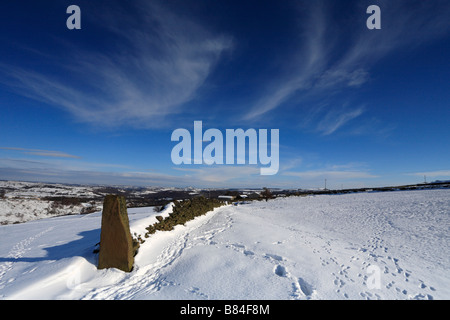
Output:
98 195 134 272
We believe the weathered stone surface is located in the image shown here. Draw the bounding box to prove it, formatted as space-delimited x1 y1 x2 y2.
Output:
98 195 134 272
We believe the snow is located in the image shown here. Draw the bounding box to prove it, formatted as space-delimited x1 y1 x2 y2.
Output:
0 180 101 224
0 180 97 199
0 189 449 300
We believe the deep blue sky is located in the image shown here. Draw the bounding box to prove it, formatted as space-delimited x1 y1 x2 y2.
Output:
1 0 449 188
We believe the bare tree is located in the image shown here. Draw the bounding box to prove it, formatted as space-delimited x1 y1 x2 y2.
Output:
261 187 273 202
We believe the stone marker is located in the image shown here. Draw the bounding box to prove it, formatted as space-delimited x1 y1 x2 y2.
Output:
98 195 134 272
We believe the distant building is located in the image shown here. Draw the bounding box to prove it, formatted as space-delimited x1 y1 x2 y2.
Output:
246 192 261 200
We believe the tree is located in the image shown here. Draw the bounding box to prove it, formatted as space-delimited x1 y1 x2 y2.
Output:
261 187 273 202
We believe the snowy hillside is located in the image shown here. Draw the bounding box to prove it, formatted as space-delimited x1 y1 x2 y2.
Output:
0 180 206 225
0 181 99 225
0 189 449 300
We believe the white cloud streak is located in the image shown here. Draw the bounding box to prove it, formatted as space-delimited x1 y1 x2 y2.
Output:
284 170 377 180
407 170 450 178
316 106 365 136
282 162 378 188
1 1 233 129
0 147 81 159
243 0 450 133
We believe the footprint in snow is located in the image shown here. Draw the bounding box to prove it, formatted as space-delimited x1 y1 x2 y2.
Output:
265 253 284 262
273 265 287 277
296 277 314 297
243 250 254 256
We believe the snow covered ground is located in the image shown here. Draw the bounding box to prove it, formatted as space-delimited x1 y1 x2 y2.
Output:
0 189 449 300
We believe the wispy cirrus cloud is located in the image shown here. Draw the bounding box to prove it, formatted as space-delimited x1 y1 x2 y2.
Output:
0 147 81 159
282 161 378 189
242 2 329 121
316 106 365 136
1 1 233 129
407 170 450 178
283 170 377 180
243 0 450 134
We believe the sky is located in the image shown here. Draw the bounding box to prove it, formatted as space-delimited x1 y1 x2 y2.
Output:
0 0 449 189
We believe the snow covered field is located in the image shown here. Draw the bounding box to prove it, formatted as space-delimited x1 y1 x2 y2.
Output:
0 189 449 300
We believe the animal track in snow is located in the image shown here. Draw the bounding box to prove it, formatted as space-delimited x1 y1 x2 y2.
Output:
187 286 209 299
0 227 54 287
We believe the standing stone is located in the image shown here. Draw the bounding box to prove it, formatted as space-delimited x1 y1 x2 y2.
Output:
98 195 134 272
